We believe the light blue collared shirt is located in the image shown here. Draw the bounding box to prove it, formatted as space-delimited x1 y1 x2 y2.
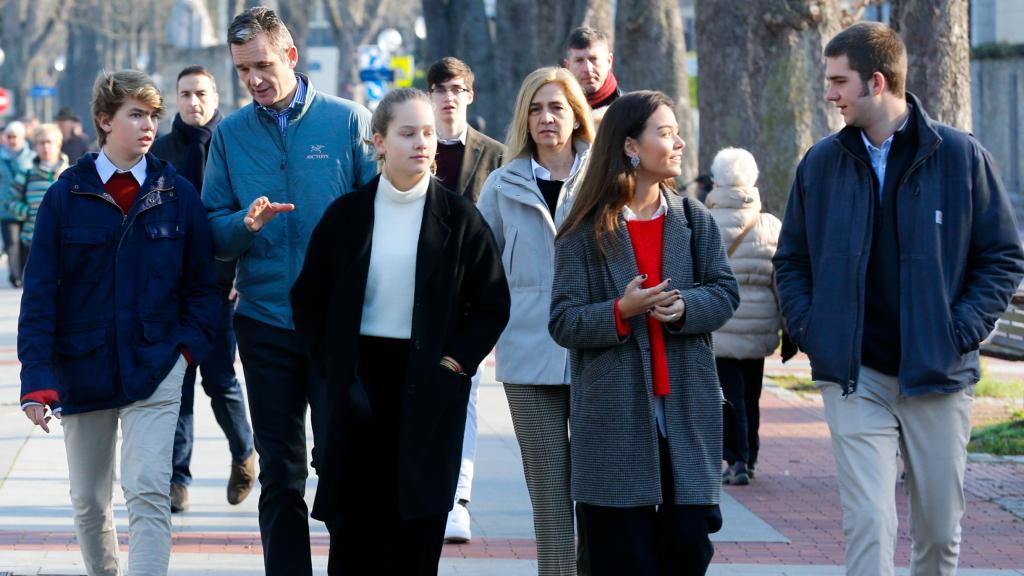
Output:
860 108 911 199
95 149 147 186
258 75 307 134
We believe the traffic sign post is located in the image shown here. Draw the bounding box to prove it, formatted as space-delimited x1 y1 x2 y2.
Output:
0 87 12 118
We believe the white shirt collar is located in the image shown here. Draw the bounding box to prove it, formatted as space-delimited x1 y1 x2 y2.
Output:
622 191 668 221
859 109 911 155
531 153 581 182
96 149 147 186
438 125 468 146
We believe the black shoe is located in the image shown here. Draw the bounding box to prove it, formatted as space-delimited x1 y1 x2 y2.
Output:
748 462 756 479
723 462 750 486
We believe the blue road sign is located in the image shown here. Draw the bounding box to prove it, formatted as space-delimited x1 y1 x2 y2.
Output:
365 80 387 103
359 68 394 82
29 86 57 99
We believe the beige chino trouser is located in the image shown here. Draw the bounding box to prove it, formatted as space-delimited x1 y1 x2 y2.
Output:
61 355 187 576
820 365 973 576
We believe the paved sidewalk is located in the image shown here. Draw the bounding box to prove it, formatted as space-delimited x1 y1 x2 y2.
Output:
0 272 1022 574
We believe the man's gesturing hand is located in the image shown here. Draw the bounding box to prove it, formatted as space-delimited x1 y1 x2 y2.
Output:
244 196 296 233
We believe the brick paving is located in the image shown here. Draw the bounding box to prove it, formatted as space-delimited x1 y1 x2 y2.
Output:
716 377 1024 569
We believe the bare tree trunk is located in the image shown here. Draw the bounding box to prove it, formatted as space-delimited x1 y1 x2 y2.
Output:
615 0 698 189
276 0 310 72
422 0 501 139
59 2 103 137
572 0 613 43
324 0 394 101
890 0 971 130
696 0 844 216
1 0 71 119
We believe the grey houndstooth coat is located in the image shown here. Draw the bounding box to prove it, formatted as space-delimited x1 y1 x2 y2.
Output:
549 190 739 507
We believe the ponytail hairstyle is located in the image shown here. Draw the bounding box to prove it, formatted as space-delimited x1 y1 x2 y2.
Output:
557 90 675 257
367 87 432 163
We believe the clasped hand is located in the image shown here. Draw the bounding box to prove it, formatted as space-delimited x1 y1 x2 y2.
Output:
618 274 685 323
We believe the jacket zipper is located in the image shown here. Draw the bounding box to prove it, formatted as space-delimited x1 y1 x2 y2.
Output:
831 136 942 395
832 140 876 396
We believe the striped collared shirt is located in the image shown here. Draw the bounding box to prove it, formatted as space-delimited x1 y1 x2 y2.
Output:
259 75 307 134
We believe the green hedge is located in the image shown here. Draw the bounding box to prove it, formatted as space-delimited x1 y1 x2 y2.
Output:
973 43 1024 60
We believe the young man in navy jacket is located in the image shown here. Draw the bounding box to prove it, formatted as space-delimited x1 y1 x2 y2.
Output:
775 23 1024 576
18 70 219 576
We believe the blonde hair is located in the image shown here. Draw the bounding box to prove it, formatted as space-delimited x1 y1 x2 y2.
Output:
33 123 63 144
503 67 594 164
91 70 163 147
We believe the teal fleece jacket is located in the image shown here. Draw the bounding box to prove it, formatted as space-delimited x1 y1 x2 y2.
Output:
203 75 376 329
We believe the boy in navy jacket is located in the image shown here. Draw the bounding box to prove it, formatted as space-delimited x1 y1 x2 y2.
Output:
17 70 219 576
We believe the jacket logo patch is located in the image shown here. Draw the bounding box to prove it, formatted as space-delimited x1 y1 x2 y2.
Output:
307 144 329 160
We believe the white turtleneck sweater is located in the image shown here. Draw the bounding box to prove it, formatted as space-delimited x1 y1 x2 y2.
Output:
360 170 430 339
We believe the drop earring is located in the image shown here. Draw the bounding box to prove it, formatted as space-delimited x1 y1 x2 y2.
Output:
630 155 640 169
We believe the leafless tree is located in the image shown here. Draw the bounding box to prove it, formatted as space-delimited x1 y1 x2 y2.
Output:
695 0 846 215
616 0 698 189
0 0 74 118
890 0 971 130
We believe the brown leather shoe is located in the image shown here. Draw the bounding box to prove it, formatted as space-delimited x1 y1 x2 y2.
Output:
227 452 255 505
170 482 189 513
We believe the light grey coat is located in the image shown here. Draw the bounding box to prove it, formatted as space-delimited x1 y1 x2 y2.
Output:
477 141 590 385
549 190 739 507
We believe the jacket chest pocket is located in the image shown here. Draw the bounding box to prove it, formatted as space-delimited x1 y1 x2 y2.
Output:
61 226 115 284
145 221 184 278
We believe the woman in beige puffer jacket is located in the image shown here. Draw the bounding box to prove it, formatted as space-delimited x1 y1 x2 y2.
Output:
705 148 782 486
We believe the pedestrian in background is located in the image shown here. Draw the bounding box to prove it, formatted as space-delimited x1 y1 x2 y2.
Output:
291 88 510 575
151 65 254 514
18 69 219 576
551 91 738 575
0 121 35 287
56 107 92 163
6 124 68 269
704 147 782 486
203 7 376 573
425 56 505 543
476 65 593 575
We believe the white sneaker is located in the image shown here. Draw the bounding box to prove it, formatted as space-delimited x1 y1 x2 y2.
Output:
444 501 471 543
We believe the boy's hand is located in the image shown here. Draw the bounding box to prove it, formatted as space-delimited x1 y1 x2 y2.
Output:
244 196 296 233
24 405 56 433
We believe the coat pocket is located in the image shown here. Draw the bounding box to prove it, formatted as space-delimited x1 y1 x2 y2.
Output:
145 221 184 278
578 347 621 396
61 226 114 283
54 327 117 403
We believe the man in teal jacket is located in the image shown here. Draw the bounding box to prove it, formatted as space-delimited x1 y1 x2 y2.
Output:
202 7 375 575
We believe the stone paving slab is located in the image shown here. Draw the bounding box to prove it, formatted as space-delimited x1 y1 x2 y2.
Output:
1 263 1024 573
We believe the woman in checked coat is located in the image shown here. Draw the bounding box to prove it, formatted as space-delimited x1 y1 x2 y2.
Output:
549 91 739 575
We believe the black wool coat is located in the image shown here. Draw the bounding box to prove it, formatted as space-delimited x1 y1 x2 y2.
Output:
291 175 511 521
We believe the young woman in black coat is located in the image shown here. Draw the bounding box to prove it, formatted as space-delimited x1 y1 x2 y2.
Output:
290 88 510 575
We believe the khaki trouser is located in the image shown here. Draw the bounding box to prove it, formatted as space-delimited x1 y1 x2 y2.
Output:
820 366 973 576
62 355 187 576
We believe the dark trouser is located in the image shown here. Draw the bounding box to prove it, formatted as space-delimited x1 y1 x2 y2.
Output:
172 298 254 486
327 336 446 575
2 220 24 286
576 437 721 576
234 313 328 576
716 357 765 466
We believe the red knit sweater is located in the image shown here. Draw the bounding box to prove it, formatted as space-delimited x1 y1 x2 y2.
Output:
614 215 671 396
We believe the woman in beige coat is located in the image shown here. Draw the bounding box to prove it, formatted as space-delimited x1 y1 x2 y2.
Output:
705 148 782 485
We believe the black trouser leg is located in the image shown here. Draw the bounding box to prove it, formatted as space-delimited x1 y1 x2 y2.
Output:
233 314 314 576
657 436 720 575
742 359 765 468
716 357 749 464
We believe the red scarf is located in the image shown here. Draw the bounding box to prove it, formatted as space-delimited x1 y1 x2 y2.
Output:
587 71 619 109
